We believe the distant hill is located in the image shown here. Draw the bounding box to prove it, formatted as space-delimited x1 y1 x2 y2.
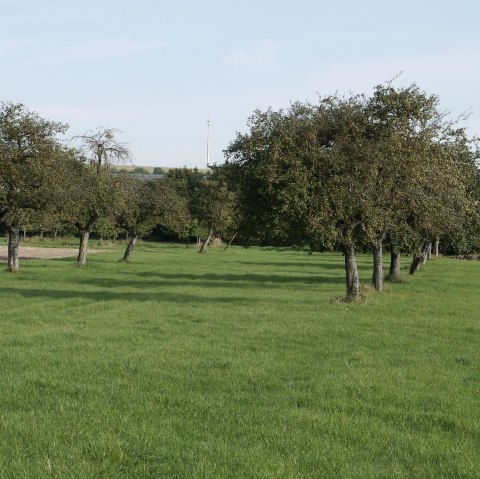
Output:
111 166 210 174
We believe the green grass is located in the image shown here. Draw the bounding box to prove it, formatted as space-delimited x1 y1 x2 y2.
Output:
0 239 479 478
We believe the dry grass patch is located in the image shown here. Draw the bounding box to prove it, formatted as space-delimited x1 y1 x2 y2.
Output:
0 246 103 261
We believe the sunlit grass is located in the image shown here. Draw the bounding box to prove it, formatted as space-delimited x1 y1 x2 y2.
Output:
0 239 479 478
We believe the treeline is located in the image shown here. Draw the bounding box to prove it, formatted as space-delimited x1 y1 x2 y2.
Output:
111 166 166 175
221 83 480 300
1 82 479 301
0 103 236 271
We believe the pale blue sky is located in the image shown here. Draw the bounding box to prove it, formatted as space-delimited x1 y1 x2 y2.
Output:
1 0 479 167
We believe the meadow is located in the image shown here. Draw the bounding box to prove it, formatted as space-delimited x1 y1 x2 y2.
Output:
0 239 479 478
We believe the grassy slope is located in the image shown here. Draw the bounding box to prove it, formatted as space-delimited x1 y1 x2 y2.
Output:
0 240 479 478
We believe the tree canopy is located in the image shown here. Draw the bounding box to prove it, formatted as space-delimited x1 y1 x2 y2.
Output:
0 102 68 271
224 83 479 300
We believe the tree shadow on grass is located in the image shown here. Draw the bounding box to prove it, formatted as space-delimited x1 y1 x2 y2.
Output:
235 261 344 270
257 247 314 253
65 271 344 295
127 271 345 286
2 269 345 305
236 260 372 273
2 286 254 305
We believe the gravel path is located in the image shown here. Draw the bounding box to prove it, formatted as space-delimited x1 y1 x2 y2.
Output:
0 246 102 261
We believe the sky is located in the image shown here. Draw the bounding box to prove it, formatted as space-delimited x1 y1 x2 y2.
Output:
1 0 479 168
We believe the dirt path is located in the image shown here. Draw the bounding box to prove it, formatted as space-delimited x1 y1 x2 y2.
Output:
0 246 102 261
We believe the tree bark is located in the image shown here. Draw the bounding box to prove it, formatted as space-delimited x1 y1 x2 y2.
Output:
76 217 96 265
199 226 214 253
371 240 383 291
424 243 432 263
409 255 423 275
433 237 440 258
409 243 430 275
387 250 401 282
343 244 361 301
77 230 90 265
122 235 138 262
224 232 238 250
6 222 20 273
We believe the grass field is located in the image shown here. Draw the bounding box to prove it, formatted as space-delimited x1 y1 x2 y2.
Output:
0 239 479 478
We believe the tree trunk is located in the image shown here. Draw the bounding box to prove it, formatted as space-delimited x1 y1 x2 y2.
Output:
371 240 383 291
409 255 423 275
23 228 27 240
433 237 440 258
6 222 20 273
387 250 401 282
424 243 432 263
76 217 96 265
224 232 238 250
53 228 57 240
409 243 430 275
77 230 90 265
343 244 361 301
122 235 138 262
199 226 214 253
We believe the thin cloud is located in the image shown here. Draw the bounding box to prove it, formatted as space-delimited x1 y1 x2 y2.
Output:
0 0 97 23
33 104 144 123
0 0 34 4
0 35 171 66
310 51 480 96
0 37 33 55
225 40 276 67
39 38 171 63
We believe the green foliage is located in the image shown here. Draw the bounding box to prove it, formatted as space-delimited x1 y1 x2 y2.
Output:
190 178 237 238
0 102 68 223
224 106 314 246
166 167 205 195
61 159 124 231
225 84 479 255
225 84 479 297
164 167 237 242
60 128 133 263
0 244 479 477
116 176 190 240
94 216 118 240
